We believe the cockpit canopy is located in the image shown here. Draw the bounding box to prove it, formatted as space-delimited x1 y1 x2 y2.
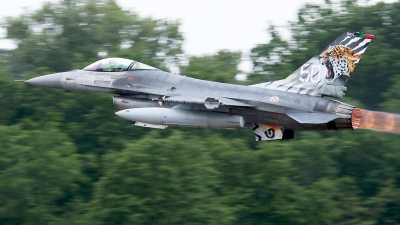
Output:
83 58 157 72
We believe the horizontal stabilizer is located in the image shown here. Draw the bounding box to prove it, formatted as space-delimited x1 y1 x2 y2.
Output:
286 112 338 124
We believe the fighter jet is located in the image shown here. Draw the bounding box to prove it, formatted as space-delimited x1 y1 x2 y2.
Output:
23 32 374 141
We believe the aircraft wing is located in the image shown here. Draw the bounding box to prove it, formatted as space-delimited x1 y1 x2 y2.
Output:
218 97 254 107
162 96 254 109
78 83 172 96
79 83 255 108
81 82 337 123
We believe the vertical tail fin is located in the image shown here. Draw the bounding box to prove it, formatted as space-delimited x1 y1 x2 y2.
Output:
252 32 374 98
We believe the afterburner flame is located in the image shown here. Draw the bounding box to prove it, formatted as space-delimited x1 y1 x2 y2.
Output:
352 108 400 134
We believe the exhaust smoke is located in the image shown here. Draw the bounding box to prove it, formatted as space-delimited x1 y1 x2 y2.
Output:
352 108 400 134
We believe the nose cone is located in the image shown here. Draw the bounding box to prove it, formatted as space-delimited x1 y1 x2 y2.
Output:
25 73 63 89
115 109 133 121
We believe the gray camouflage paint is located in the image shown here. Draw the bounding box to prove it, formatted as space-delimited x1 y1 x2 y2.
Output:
24 32 374 141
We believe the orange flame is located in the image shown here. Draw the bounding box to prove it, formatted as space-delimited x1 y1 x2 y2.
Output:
352 108 400 134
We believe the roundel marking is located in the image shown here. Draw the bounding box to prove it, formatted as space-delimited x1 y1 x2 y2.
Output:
269 96 279 102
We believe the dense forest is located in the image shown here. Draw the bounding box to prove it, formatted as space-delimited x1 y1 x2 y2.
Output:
1 0 400 224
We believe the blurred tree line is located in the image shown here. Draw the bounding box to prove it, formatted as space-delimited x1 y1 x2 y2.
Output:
1 0 400 224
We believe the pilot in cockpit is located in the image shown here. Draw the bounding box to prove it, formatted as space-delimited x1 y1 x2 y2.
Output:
83 58 157 72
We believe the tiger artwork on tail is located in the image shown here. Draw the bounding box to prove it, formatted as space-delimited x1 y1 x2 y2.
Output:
251 32 373 98
319 45 362 83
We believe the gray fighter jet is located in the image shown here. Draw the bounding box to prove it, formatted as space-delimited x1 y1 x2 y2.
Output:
23 32 374 141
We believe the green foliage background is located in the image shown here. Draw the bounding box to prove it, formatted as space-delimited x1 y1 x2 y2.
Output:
1 0 400 224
